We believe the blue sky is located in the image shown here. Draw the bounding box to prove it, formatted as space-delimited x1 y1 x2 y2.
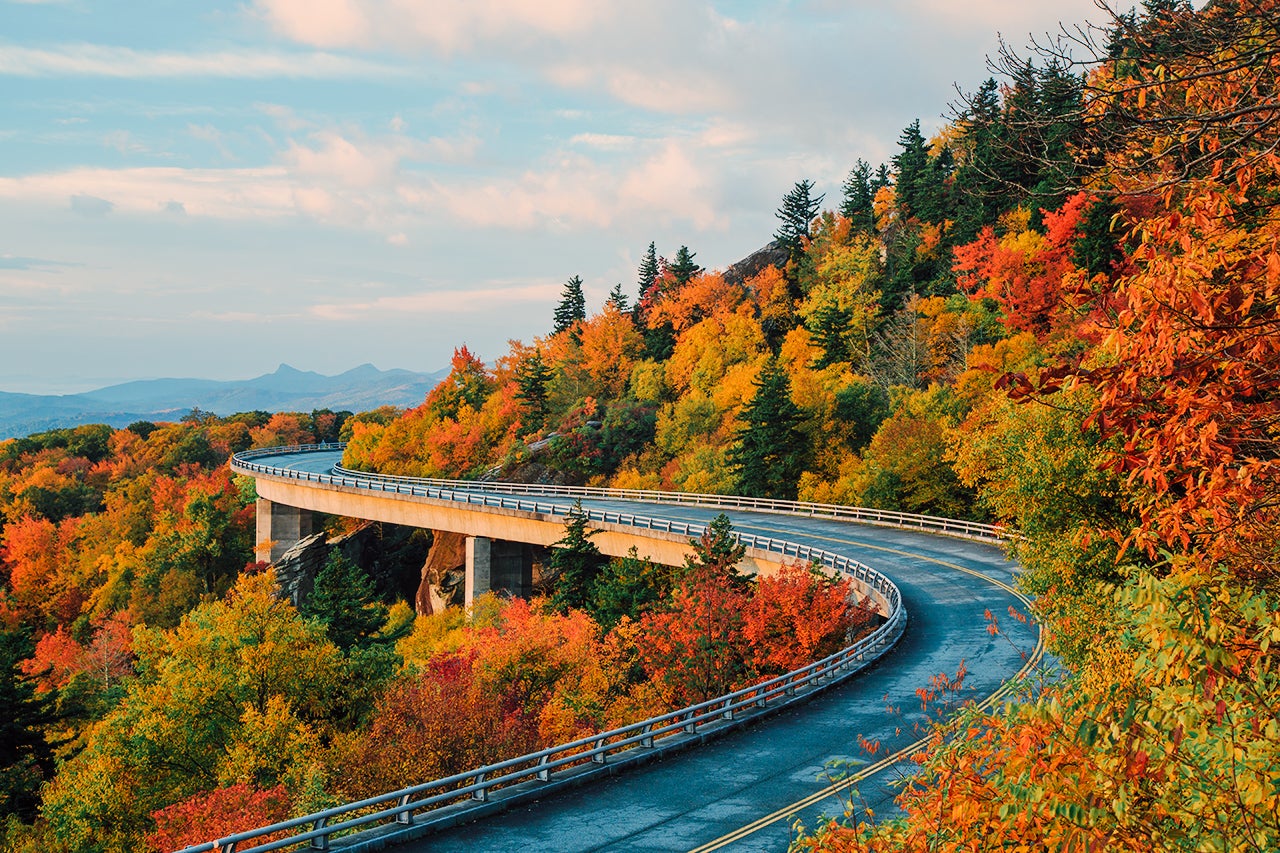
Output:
1 0 1108 394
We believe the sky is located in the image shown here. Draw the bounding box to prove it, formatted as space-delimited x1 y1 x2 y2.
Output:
0 0 1113 395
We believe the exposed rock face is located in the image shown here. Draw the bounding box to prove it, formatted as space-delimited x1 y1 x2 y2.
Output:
271 521 430 608
416 530 467 615
722 239 790 287
274 531 329 607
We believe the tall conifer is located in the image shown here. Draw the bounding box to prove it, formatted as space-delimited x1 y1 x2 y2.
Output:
775 180 825 261
728 356 808 500
553 275 587 335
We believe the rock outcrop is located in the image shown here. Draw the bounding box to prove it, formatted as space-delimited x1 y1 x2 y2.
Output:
415 530 467 615
722 239 790 287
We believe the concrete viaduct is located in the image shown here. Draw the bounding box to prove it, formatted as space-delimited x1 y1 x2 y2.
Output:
224 444 1033 852
242 445 896 610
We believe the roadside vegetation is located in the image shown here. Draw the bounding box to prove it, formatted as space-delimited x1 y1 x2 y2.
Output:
2 1 1278 850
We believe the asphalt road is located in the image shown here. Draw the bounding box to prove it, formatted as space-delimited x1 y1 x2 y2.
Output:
244 451 1039 852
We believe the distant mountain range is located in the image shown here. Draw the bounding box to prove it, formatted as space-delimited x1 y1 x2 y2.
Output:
0 363 448 440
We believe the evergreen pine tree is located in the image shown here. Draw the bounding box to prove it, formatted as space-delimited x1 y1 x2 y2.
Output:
919 144 956 224
514 350 552 430
636 241 660 301
684 513 747 578
892 120 930 219
840 159 876 233
605 282 629 312
553 275 587 335
588 547 670 630
775 179 825 261
728 356 809 500
302 552 390 652
0 628 55 821
668 246 701 287
807 301 853 367
952 77 1006 242
873 163 892 197
547 501 607 614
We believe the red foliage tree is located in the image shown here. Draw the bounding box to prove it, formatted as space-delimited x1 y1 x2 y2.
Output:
953 192 1096 340
742 564 869 677
145 783 292 852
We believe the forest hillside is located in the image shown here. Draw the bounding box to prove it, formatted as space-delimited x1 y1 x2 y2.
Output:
1 1 1277 850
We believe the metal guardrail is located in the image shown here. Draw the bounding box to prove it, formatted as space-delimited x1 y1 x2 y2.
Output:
202 443 993 853
232 443 1005 544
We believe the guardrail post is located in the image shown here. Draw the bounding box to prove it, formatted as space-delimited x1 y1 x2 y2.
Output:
309 816 329 850
471 773 488 802
537 754 552 781
641 723 655 748
592 737 607 763
683 713 696 733
396 792 414 825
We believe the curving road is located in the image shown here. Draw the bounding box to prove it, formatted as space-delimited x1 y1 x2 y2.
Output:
241 450 1039 852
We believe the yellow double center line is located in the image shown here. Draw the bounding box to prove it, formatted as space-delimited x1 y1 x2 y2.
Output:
682 526 1046 853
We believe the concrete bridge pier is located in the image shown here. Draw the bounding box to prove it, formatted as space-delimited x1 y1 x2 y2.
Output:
256 499 315 565
465 536 534 605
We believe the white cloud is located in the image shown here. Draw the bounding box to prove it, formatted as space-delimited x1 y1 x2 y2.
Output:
308 280 563 319
253 0 603 54
619 142 723 230
570 133 636 150
0 167 296 219
0 124 735 235
0 44 406 78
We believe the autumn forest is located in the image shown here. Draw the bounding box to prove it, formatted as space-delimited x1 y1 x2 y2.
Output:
2 1 1279 850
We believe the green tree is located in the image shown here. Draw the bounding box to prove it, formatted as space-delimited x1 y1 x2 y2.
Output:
553 275 586 335
636 241 660 300
0 629 54 822
839 159 877 234
514 350 552 430
728 357 809 500
39 572 346 850
546 501 607 614
892 119 930 220
667 246 700 287
605 282 629 312
684 513 746 578
833 379 890 452
301 553 389 652
807 301 853 367
775 179 825 262
588 547 671 630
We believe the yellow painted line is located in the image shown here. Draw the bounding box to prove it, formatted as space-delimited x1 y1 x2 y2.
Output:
683 527 1045 853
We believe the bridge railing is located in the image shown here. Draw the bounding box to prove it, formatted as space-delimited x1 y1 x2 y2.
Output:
231 443 1006 543
231 445 900 608
178 580 903 853
201 444 987 853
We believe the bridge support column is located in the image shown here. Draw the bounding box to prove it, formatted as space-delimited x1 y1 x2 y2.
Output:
256 499 315 565
465 536 533 605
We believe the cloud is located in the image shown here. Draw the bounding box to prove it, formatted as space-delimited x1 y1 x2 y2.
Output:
70 194 113 217
0 167 295 219
0 43 407 78
386 232 408 246
0 122 735 235
570 133 637 150
252 0 603 54
308 280 563 319
0 255 79 271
